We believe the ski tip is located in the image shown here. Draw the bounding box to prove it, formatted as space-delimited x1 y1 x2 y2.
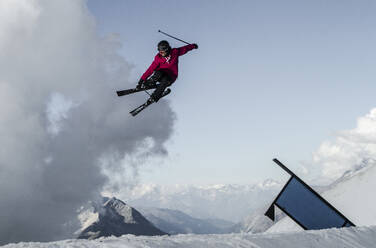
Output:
116 91 123 97
129 109 139 116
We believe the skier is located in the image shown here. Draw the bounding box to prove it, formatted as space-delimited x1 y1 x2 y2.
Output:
137 40 198 103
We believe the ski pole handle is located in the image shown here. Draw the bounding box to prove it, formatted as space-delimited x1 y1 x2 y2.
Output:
158 30 191 45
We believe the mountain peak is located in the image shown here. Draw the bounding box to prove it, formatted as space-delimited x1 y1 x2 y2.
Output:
331 158 376 187
258 179 281 189
115 182 282 222
78 197 166 239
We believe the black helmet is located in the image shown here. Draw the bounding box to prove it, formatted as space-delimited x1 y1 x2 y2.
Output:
157 40 171 54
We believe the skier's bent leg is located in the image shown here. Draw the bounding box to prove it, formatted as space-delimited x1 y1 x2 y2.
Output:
151 81 172 102
145 71 163 87
146 71 172 102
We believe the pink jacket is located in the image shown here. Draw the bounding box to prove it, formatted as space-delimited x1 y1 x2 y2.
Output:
141 44 196 82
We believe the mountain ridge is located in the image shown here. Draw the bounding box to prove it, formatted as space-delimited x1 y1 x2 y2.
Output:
110 179 283 222
78 197 166 239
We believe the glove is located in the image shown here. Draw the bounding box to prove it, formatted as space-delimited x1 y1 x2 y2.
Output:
192 43 198 49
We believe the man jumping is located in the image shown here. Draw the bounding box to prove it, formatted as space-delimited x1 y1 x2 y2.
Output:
137 40 198 103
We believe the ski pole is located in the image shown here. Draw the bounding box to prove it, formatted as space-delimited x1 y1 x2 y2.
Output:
144 90 151 97
158 30 191 45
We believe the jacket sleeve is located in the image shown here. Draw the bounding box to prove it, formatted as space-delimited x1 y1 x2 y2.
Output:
177 44 196 56
141 56 159 80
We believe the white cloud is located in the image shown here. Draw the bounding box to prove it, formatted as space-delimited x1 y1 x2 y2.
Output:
0 0 175 244
46 92 76 136
312 108 376 183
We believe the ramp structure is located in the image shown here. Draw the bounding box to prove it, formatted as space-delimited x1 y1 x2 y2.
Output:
265 159 355 230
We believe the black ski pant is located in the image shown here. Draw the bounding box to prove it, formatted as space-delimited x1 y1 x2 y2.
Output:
146 70 173 102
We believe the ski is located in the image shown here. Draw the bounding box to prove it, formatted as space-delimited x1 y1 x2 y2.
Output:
116 85 157 97
130 89 171 117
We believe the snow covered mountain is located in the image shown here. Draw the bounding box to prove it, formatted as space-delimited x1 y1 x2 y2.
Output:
113 179 282 222
267 159 376 233
233 206 285 233
138 207 235 234
6 164 376 247
78 197 166 239
4 226 376 247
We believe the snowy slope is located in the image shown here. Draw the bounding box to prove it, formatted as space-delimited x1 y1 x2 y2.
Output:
113 180 282 222
3 226 376 248
267 160 376 233
234 206 285 233
321 160 376 225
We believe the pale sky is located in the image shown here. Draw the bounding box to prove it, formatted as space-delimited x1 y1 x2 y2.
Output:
88 0 376 185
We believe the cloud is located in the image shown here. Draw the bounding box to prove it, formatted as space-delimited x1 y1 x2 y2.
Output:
46 93 77 136
0 0 175 244
312 109 376 184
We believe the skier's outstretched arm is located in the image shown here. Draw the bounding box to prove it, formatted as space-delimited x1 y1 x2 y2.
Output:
141 57 159 81
177 43 198 56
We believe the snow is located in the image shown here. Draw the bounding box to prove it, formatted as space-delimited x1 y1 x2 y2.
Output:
3 226 376 248
321 160 376 226
258 179 281 189
5 140 376 247
103 198 137 224
266 216 303 233
77 207 99 233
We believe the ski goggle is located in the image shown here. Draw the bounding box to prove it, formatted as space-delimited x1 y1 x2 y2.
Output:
158 46 169 52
